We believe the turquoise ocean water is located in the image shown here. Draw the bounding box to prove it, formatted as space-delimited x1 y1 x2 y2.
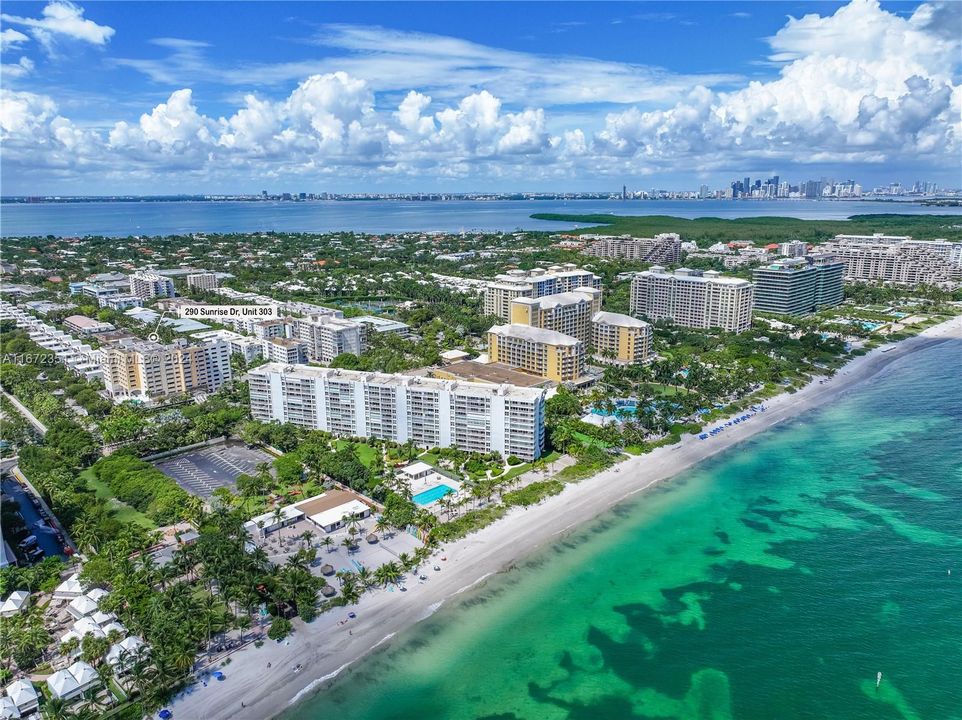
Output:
287 338 962 720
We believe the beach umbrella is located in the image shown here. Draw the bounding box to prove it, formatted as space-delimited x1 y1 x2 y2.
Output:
320 585 336 598
320 564 335 576
366 534 378 544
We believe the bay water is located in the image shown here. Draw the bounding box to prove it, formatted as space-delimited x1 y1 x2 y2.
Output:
2 199 960 237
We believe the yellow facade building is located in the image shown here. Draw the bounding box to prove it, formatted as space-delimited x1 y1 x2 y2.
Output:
591 311 653 365
487 324 585 382
508 288 601 343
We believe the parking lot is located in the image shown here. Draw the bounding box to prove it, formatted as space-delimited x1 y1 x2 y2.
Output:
155 441 275 498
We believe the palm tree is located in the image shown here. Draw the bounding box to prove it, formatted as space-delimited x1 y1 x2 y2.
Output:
355 566 373 589
373 516 391 539
42 697 71 720
374 561 403 588
321 537 335 553
341 537 355 554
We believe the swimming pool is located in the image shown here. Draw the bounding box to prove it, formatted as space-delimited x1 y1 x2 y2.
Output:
590 399 638 418
412 484 455 506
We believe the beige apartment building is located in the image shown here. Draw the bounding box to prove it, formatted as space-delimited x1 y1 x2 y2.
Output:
483 264 602 320
508 288 601 343
822 234 962 285
630 266 754 333
186 272 218 291
103 338 231 399
591 311 653 365
487 324 585 382
583 233 683 264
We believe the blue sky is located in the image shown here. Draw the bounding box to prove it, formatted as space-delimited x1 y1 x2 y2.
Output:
1 1 959 194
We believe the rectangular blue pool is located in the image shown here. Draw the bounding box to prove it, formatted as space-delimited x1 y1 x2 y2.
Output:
412 484 455 506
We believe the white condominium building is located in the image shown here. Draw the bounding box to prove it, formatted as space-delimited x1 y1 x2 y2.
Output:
591 311 653 365
186 272 218 291
129 271 175 300
822 234 962 285
248 364 546 460
778 241 809 258
483 264 602 320
261 337 308 364
487 324 585 382
508 288 601 343
103 338 231 400
630 266 754 333
192 329 263 363
583 233 683 264
292 314 367 364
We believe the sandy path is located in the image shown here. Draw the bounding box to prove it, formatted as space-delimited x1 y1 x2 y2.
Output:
170 315 962 720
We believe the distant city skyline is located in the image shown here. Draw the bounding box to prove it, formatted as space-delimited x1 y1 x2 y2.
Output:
1 0 959 194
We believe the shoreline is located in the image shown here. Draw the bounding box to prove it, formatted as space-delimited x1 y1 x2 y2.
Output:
170 315 962 720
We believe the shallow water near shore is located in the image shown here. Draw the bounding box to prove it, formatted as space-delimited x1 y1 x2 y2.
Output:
286 339 962 720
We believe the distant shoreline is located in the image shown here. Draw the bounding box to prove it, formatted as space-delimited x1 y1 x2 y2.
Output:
170 316 962 720
0 196 945 204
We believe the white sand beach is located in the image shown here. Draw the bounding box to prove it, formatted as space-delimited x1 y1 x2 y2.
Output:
170 315 962 720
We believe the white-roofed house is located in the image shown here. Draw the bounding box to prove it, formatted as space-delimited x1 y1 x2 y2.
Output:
72 617 106 640
101 621 127 638
5 679 39 715
0 590 29 618
67 595 98 620
91 610 116 626
0 695 19 719
52 573 83 601
106 636 147 673
47 669 81 701
67 661 100 695
85 588 109 604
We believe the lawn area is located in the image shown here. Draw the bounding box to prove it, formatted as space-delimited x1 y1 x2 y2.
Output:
572 431 611 449
334 440 379 468
502 450 562 482
80 468 156 529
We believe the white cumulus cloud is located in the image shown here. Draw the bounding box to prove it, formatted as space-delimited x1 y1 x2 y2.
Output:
1 1 115 53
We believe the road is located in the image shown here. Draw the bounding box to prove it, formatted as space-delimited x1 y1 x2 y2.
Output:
1 388 48 436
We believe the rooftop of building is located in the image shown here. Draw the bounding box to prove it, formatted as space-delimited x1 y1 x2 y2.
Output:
510 288 599 309
250 362 546 400
64 315 110 329
353 315 409 331
266 337 306 348
639 266 752 286
487 323 582 346
417 360 556 388
592 311 651 328
293 489 370 518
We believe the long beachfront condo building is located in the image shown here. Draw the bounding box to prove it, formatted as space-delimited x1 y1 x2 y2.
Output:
103 338 232 400
248 363 546 460
591 311 653 365
583 233 683 264
508 289 601 344
487 324 585 382
630 266 754 333
129 271 176 300
483 264 602 320
823 234 962 285
752 254 845 315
